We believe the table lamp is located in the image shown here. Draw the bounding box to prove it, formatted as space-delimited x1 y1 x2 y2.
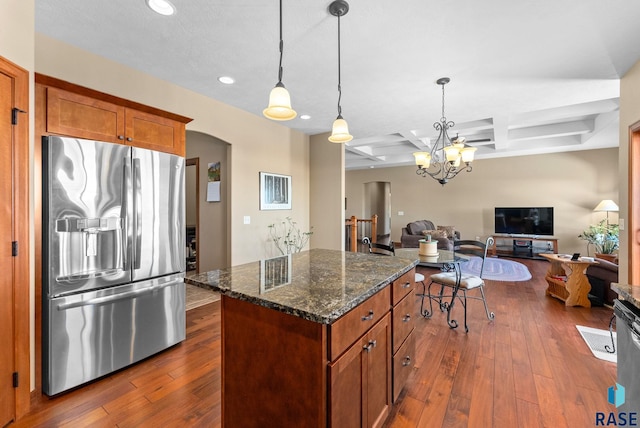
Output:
593 199 619 227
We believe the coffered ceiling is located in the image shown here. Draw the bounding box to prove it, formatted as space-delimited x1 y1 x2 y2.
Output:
35 0 640 169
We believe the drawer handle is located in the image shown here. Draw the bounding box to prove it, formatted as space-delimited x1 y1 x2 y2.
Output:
402 314 411 323
402 281 411 289
363 340 377 352
402 356 412 367
361 310 374 321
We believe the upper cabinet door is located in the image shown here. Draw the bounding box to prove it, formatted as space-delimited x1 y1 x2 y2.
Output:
125 108 185 156
46 87 125 144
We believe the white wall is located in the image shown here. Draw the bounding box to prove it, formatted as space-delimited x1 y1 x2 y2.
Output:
186 131 229 270
310 132 345 251
34 33 311 266
346 148 619 256
619 59 640 283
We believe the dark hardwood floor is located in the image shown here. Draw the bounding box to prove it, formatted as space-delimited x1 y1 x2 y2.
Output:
15 258 616 427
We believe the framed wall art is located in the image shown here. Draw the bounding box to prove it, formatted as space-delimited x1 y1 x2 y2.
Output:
260 172 292 210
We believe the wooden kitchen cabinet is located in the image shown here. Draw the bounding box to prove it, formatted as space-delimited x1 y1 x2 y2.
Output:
390 269 416 402
46 87 125 143
37 74 191 156
329 313 392 428
124 107 184 154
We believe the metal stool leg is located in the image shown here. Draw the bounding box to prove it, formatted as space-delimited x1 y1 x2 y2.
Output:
479 285 495 321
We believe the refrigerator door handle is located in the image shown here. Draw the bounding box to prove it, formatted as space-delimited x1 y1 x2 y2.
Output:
133 157 142 270
123 157 132 271
57 268 123 283
56 279 181 310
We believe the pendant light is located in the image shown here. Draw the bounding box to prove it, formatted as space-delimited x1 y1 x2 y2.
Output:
263 0 297 121
328 0 353 143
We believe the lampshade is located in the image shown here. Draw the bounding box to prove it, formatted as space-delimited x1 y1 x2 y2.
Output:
413 152 431 168
593 199 619 212
443 145 460 162
263 84 297 121
461 146 477 163
328 117 353 143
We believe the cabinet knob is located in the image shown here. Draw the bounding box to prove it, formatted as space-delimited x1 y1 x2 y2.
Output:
402 281 411 289
402 314 411 323
402 356 412 366
118 135 125 140
126 137 133 142
361 310 374 321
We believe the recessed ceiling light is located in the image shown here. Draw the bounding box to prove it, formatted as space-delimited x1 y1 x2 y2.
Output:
146 0 176 16
218 76 235 85
300 114 311 120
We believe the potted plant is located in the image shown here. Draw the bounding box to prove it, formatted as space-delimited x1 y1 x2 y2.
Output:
578 219 619 263
268 217 313 255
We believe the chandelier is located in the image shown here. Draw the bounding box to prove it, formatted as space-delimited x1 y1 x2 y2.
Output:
413 77 476 185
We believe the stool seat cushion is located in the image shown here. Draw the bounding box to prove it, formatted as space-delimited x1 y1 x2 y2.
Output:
430 272 484 289
415 272 425 283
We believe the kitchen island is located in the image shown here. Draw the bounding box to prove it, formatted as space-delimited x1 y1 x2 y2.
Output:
611 283 640 307
187 248 418 428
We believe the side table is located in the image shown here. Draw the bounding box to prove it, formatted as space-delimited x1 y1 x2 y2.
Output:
540 253 598 307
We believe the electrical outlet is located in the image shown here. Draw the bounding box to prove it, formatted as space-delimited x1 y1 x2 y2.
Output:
620 218 625 230
243 216 250 225
398 211 404 216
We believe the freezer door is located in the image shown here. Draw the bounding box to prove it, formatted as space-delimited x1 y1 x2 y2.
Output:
42 273 186 396
132 148 185 281
43 136 132 297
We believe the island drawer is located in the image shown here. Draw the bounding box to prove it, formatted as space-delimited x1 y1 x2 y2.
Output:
392 269 415 306
392 329 415 402
329 286 390 361
392 292 415 354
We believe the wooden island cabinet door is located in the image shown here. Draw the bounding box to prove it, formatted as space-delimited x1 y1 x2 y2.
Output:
329 313 391 428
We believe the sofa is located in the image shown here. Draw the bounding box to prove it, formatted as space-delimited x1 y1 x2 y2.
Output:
400 220 460 250
586 257 618 306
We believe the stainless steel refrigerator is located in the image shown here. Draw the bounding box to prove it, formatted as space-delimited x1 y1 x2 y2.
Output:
42 136 186 396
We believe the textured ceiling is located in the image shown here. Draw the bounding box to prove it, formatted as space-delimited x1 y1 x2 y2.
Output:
35 0 640 169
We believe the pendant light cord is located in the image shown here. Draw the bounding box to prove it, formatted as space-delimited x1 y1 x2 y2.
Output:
337 12 343 116
277 0 284 84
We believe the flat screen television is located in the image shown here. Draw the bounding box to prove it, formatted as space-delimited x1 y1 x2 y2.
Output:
494 207 554 236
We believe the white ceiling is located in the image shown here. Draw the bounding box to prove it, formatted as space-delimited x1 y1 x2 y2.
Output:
35 0 640 170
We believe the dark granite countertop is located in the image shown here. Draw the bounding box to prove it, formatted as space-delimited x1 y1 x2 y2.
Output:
185 248 417 324
611 283 640 309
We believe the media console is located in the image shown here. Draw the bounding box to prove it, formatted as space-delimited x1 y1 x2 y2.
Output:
489 234 558 260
